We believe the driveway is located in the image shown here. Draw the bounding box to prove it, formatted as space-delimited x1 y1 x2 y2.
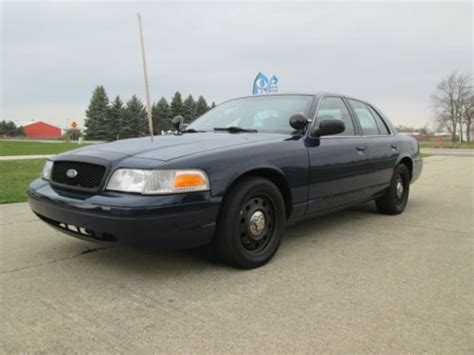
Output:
0 156 472 353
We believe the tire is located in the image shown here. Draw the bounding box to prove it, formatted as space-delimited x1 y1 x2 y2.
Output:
375 164 410 215
213 177 286 269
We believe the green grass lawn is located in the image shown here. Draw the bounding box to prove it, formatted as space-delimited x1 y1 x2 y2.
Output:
0 159 45 204
0 140 94 156
419 141 474 149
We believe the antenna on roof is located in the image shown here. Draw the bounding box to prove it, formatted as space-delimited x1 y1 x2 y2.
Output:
137 13 154 141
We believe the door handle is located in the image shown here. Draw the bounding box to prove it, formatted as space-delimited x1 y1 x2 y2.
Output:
391 144 398 150
356 145 367 152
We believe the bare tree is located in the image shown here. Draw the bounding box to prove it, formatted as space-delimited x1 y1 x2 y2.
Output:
431 72 471 142
462 94 473 142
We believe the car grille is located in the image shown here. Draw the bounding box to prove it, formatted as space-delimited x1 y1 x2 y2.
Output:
51 161 106 191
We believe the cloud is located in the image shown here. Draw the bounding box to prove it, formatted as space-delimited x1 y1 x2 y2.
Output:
1 1 472 128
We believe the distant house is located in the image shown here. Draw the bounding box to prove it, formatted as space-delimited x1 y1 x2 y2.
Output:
21 121 62 138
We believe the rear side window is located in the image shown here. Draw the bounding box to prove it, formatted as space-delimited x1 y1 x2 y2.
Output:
348 99 379 136
316 97 354 136
368 106 391 135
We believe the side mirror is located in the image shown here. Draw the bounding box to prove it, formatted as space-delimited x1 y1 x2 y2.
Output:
172 115 184 134
289 114 310 130
311 117 345 137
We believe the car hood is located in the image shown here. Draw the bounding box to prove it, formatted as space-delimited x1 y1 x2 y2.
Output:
59 132 284 162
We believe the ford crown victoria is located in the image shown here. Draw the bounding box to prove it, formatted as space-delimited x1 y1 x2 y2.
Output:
28 93 422 268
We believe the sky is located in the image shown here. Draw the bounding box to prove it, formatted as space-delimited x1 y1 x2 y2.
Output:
1 1 472 129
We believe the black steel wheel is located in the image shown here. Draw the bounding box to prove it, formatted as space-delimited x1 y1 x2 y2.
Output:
213 177 286 269
376 164 410 215
239 196 275 253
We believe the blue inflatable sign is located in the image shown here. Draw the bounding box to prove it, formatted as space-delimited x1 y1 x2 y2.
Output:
252 72 278 94
268 75 278 93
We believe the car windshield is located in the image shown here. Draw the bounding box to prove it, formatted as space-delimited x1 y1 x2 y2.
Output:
187 95 314 134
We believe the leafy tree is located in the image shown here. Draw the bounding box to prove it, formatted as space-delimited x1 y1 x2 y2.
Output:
0 121 25 137
108 96 124 140
0 120 18 136
64 128 82 141
195 96 209 118
121 95 148 139
183 94 197 123
152 97 172 134
170 91 184 119
15 125 24 137
85 85 110 140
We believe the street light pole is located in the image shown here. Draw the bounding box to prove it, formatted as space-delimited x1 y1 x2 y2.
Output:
137 12 154 141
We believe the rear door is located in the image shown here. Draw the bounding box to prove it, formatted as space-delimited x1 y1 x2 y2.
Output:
347 99 399 196
306 96 369 214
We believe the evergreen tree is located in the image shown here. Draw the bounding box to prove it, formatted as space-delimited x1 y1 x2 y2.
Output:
108 96 124 140
170 91 184 118
152 97 172 134
121 95 148 139
182 94 197 123
210 101 217 109
195 96 209 117
15 125 25 137
0 120 18 136
85 85 110 140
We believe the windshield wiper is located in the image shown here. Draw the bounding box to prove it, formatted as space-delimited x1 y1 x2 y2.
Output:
183 128 207 133
213 126 258 133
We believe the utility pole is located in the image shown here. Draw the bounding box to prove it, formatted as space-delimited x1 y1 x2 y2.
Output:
137 13 154 141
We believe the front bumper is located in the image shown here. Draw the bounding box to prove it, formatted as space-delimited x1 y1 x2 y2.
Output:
27 179 221 249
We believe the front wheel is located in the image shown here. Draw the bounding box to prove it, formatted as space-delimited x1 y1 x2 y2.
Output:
213 177 286 269
376 164 410 215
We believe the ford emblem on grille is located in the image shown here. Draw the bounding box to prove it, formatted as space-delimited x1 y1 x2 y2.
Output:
66 169 78 178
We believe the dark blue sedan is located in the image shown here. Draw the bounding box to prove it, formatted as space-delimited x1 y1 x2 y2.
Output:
28 93 422 268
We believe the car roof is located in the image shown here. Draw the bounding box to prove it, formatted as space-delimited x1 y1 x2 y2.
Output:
224 92 366 102
226 93 317 101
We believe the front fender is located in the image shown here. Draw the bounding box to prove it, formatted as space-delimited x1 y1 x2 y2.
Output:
224 164 287 193
158 138 310 215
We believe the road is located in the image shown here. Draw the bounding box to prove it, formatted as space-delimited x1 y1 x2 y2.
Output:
0 156 472 353
421 148 474 157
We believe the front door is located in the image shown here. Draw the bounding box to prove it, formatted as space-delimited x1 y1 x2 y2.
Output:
306 97 369 214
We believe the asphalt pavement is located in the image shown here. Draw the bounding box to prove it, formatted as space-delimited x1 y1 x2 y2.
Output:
0 156 472 353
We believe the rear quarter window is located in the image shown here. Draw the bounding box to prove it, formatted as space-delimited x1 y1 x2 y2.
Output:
347 99 380 136
368 106 391 135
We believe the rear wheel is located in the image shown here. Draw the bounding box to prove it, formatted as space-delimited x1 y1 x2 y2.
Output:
213 177 286 269
376 164 410 215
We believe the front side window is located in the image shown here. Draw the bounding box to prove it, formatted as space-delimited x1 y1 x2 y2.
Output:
348 100 380 136
187 95 313 134
315 97 354 136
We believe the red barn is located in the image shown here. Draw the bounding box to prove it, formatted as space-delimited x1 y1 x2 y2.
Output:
22 121 62 138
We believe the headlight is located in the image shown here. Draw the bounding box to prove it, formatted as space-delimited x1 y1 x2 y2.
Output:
106 169 210 195
41 160 53 180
